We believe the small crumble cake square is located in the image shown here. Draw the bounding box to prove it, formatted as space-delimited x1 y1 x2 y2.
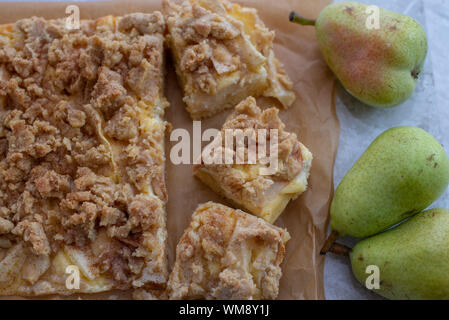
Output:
194 97 312 223
163 0 296 119
167 202 290 300
0 13 169 296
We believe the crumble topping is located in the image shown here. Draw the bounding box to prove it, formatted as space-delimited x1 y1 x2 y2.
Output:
194 97 305 211
0 12 168 294
163 0 295 118
167 202 290 300
164 0 248 95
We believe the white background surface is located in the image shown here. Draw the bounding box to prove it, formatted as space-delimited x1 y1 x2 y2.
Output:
4 0 447 300
326 0 449 300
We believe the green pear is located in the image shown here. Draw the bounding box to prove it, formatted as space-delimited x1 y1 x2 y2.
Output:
351 208 449 300
330 126 449 238
290 1 427 108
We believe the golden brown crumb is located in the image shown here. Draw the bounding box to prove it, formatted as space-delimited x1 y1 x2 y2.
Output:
167 202 290 299
194 97 312 222
0 13 169 296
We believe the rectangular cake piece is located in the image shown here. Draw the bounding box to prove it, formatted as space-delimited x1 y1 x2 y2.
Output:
0 13 169 296
167 202 290 299
163 0 295 119
194 97 312 223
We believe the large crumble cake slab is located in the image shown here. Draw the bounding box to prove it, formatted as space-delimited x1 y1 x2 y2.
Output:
0 13 169 296
167 202 290 299
194 97 312 223
163 0 296 119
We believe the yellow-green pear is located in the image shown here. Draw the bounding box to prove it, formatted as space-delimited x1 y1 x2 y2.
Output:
290 1 427 108
351 209 449 300
330 127 449 239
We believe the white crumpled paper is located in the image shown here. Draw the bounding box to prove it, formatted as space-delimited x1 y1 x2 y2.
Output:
325 0 449 300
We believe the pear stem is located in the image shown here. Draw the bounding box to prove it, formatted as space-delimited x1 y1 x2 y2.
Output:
328 243 351 257
289 11 316 26
320 230 340 255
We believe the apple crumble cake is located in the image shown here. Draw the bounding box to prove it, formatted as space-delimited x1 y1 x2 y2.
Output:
163 0 296 119
167 202 290 299
0 13 169 296
194 97 312 223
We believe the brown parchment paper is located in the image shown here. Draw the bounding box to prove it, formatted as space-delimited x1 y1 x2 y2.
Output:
0 0 337 300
